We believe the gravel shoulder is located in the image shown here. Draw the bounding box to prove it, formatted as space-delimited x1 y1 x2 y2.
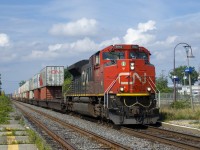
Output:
167 120 200 129
17 102 182 150
161 120 200 136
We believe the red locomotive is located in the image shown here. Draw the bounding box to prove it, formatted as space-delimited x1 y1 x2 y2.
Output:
66 44 159 124
14 44 159 125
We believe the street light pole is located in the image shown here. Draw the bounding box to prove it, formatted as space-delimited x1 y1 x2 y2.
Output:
173 43 194 103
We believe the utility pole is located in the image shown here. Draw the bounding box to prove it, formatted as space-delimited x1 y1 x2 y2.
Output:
184 45 195 109
0 74 1 96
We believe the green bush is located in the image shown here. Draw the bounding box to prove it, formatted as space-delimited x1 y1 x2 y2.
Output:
170 100 190 109
0 96 13 124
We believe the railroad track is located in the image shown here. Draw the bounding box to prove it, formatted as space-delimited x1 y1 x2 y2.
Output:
121 125 200 150
14 101 77 149
14 101 131 150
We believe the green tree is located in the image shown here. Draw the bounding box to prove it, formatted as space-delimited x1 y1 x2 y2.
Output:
19 80 26 87
156 73 172 92
169 66 198 85
64 68 72 80
63 68 72 94
1 91 5 96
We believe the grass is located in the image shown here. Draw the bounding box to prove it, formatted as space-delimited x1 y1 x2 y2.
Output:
4 130 16 136
19 117 25 126
0 96 51 149
19 117 51 150
0 96 13 124
160 106 200 121
27 129 52 150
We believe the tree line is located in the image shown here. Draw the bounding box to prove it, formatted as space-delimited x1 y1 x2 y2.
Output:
156 65 199 92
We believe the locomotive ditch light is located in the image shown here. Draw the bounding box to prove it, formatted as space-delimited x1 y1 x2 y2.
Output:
120 87 124 92
147 87 151 92
130 66 134 70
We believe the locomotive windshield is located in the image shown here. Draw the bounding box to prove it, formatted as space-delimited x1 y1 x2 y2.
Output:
129 51 148 60
103 52 125 60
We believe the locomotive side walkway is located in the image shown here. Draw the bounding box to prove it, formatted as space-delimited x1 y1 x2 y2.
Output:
0 111 37 150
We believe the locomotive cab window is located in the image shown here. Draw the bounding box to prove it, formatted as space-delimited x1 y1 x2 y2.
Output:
95 52 100 65
139 52 149 64
138 52 148 60
103 52 125 60
129 51 149 63
129 51 138 59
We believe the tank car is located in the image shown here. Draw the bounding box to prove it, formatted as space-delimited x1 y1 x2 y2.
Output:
65 44 159 124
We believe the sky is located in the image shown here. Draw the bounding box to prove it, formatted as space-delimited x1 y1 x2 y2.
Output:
0 0 200 93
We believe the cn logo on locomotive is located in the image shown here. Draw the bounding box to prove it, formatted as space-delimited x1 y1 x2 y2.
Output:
49 70 62 74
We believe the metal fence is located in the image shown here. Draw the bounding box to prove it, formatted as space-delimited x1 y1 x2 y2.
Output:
158 93 200 107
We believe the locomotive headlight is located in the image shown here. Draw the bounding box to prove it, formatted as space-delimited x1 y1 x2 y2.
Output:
120 87 124 92
130 62 135 70
147 87 151 92
130 66 134 70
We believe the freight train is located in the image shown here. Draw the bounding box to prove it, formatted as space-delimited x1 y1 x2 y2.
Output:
14 44 159 125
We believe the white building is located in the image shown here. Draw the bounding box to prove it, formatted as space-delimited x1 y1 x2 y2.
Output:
178 85 200 96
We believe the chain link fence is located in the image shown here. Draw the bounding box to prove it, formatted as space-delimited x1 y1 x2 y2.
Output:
159 93 200 108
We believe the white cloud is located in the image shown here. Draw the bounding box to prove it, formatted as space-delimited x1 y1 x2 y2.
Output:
0 33 10 47
49 18 97 36
48 44 62 52
153 51 167 61
155 36 178 45
68 37 97 52
22 37 124 61
123 20 156 45
23 50 59 61
99 37 121 48
23 37 98 61
138 20 156 32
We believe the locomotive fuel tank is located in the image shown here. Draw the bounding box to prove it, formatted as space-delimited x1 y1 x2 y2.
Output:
72 103 98 117
72 97 91 103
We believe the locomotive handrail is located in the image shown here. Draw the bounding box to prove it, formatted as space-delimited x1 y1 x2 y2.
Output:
148 77 160 108
104 76 120 108
147 78 156 93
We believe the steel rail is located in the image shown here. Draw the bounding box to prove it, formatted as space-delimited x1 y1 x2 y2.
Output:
15 101 131 150
147 125 200 142
121 126 200 150
14 102 77 150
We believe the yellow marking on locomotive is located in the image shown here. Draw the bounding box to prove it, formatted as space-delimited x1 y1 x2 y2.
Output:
66 93 149 97
117 93 150 96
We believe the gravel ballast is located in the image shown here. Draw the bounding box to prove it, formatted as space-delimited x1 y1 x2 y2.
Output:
17 102 182 150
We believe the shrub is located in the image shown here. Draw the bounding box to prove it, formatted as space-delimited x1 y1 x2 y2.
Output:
170 100 190 109
0 96 13 124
